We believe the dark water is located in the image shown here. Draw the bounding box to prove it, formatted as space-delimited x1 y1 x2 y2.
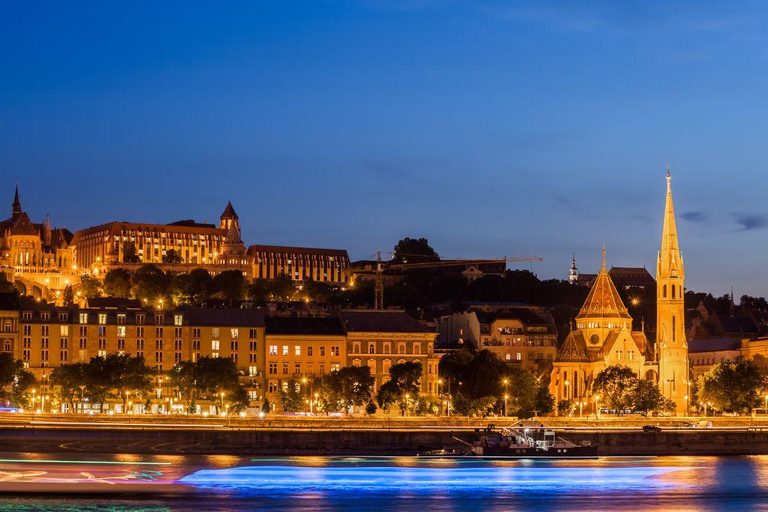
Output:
1 452 768 510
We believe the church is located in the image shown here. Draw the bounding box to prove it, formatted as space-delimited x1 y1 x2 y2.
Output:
550 171 689 414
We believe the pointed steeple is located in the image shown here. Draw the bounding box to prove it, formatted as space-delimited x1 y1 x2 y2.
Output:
569 253 579 284
658 166 683 278
576 247 631 321
12 184 21 219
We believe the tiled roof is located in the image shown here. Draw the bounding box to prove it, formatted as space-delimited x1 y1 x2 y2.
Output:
87 297 142 309
264 316 345 336
340 310 432 333
184 307 264 327
609 267 656 287
689 337 742 353
248 245 349 258
577 269 631 320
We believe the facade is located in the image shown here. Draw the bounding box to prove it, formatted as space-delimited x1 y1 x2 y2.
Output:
248 245 349 284
689 337 743 378
70 202 253 278
551 172 688 414
263 316 347 409
16 302 265 413
0 187 78 301
437 305 557 372
341 309 439 397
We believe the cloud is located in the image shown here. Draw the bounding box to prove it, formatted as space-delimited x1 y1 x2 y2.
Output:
681 211 708 223
733 213 768 231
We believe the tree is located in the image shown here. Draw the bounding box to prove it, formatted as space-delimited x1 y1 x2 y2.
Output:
51 362 88 412
163 249 182 264
82 355 119 411
261 398 271 415
392 237 439 264
11 369 36 409
194 356 243 413
213 270 246 302
317 366 374 414
593 365 638 411
61 285 76 307
188 268 213 304
79 274 102 299
631 379 674 414
0 353 17 392
376 362 422 413
116 355 154 410
131 264 171 305
534 384 556 415
279 379 306 412
122 241 140 263
170 360 198 410
104 269 132 298
365 401 377 415
698 359 767 413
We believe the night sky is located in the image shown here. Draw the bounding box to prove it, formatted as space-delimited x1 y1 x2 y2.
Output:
2 1 767 296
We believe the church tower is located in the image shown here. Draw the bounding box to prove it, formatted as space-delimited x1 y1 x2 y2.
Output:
656 168 688 413
569 253 579 284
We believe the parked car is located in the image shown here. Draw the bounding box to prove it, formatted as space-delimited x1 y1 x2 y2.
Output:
642 425 662 433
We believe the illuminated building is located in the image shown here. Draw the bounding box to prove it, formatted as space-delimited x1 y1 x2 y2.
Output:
341 309 439 396
551 171 689 413
15 300 265 413
0 186 78 301
263 316 347 409
437 305 557 372
249 245 349 284
70 202 253 278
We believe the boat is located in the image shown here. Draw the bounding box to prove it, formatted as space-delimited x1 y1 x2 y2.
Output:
419 425 598 459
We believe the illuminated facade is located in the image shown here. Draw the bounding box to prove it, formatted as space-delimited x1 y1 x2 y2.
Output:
0 186 78 302
70 202 253 278
551 172 688 413
341 309 439 397
249 245 349 284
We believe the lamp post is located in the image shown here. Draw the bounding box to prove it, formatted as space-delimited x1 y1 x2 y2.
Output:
764 394 767 412
502 378 509 417
579 400 585 418
684 395 689 417
438 379 444 415
404 394 410 417
594 395 600 420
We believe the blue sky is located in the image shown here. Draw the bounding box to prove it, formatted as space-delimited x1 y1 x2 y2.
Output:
2 0 767 296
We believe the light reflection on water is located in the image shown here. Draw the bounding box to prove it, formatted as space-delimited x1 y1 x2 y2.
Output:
2 453 768 511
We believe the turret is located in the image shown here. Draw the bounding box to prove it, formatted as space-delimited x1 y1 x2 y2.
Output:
12 185 21 220
569 253 579 284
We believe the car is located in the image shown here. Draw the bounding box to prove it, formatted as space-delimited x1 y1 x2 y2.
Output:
642 425 662 433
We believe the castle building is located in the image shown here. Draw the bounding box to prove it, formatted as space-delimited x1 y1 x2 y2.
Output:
248 245 349 284
551 171 688 414
0 186 77 301
70 202 253 278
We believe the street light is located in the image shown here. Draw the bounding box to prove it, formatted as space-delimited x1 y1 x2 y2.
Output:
504 394 509 417
502 378 509 417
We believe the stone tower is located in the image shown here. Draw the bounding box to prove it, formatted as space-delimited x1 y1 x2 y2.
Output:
656 168 688 413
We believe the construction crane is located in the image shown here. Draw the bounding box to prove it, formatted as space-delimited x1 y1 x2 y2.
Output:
370 251 543 310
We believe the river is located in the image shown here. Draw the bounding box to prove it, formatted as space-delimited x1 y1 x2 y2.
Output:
0 452 766 510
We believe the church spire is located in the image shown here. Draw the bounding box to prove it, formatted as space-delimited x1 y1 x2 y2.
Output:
658 166 683 278
12 184 21 219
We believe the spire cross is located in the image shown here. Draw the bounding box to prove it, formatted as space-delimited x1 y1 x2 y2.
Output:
601 245 606 271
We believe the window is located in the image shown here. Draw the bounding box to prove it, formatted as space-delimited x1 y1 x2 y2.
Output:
212 340 220 351
320 346 325 357
294 362 301 374
268 381 277 393
269 345 277 356
60 325 70 336
212 328 220 338
117 326 126 337
174 315 183 326
117 314 126 325
282 363 289 375
368 343 375 354
516 353 522 361
295 345 301 356
79 313 88 324
231 340 238 352
383 343 391 354
249 329 258 339
269 362 277 374
231 328 239 339
249 366 258 377
307 346 313 357
98 313 107 325
331 346 340 357
353 342 360 354
413 343 421 355
282 345 289 356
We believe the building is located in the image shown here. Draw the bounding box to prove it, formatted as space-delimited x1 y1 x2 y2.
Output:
437 304 557 372
0 186 78 301
341 309 439 397
70 202 253 278
16 302 265 413
689 337 743 378
570 257 655 289
263 316 347 409
551 171 688 414
248 245 349 284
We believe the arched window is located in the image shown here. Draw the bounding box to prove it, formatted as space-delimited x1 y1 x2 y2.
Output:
663 284 667 298
672 285 676 299
368 343 375 354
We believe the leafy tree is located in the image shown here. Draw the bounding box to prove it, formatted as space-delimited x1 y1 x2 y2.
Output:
170 360 198 409
83 355 118 411
0 353 17 392
392 237 439 264
115 355 154 410
228 385 250 413
534 384 556 415
698 359 767 413
467 396 497 418
365 401 377 415
61 285 76 307
194 356 243 413
376 362 422 413
593 365 638 411
279 379 306 412
0 276 16 294
104 268 133 298
80 274 102 299
632 379 674 414
162 249 183 264
11 369 36 409
188 268 214 303
51 362 88 412
131 264 171 305
213 270 246 302
261 398 271 415
122 241 140 263
248 275 296 304
324 366 374 414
